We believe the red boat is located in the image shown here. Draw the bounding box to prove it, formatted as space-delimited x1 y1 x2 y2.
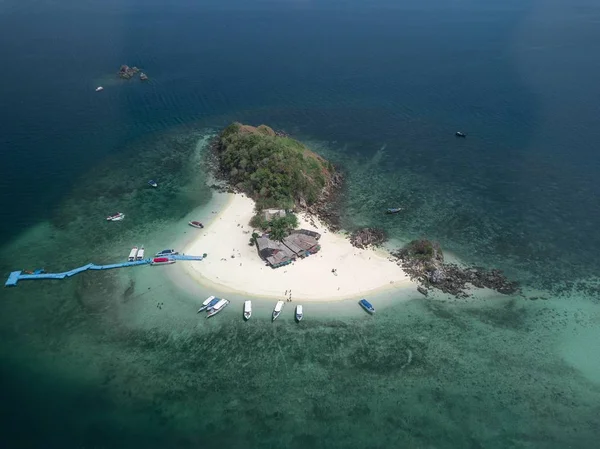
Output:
188 221 204 229
151 257 176 266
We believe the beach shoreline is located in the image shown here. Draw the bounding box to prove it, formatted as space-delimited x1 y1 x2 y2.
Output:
173 192 418 302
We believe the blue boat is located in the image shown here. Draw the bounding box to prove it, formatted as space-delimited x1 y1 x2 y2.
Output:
204 297 221 313
359 299 375 314
148 180 158 188
386 207 403 214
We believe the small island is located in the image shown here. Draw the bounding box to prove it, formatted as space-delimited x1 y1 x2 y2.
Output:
118 65 148 81
180 123 414 301
179 122 518 302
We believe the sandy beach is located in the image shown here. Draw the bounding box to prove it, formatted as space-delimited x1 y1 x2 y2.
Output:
179 193 417 301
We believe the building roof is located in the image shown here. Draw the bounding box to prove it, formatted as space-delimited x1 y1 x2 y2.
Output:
283 232 319 254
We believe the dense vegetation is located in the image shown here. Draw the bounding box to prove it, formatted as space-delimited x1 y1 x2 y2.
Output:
217 122 335 211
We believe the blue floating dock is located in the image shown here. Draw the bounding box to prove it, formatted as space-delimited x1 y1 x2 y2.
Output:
4 254 204 287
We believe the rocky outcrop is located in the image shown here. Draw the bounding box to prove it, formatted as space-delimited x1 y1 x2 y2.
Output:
392 239 519 298
349 227 387 249
118 65 140 79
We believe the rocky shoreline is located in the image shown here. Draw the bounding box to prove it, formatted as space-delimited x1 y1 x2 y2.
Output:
348 227 387 249
390 239 519 298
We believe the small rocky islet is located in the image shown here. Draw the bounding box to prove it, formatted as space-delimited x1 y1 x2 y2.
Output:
118 64 149 81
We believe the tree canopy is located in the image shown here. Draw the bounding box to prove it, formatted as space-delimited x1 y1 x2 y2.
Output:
217 122 335 211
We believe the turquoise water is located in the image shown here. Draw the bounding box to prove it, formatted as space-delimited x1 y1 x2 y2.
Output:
2 1 600 447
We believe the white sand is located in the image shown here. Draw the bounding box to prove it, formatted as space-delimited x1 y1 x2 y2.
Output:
180 194 417 301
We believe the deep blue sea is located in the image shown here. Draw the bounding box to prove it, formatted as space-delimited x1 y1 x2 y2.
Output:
2 1 600 448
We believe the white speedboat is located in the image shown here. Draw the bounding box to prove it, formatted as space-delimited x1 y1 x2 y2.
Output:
197 295 216 313
148 180 158 188
156 249 179 257
295 305 303 322
207 298 229 318
188 221 204 229
272 300 284 321
136 246 145 260
106 212 125 221
128 246 138 262
151 257 175 266
95 86 104 92
243 300 252 320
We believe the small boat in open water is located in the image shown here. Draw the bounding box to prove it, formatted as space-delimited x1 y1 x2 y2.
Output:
188 221 204 229
128 246 138 262
272 300 284 321
106 212 125 221
197 295 216 313
386 207 403 214
151 257 175 266
455 131 466 138
244 300 252 320
207 298 229 318
95 86 104 92
148 180 158 188
156 249 178 257
295 305 303 322
359 298 375 314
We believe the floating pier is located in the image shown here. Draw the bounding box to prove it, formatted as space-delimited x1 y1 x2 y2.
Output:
4 254 203 287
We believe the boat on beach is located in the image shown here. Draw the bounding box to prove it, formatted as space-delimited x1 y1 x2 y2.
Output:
204 296 221 312
386 207 403 214
207 298 229 318
136 246 145 260
197 295 216 313
128 246 138 262
148 180 158 188
106 212 125 221
151 256 175 266
272 300 284 321
295 305 303 322
243 300 252 320
359 298 375 314
188 221 204 229
156 249 179 257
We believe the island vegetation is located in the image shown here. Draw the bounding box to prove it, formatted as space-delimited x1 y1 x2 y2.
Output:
214 122 342 236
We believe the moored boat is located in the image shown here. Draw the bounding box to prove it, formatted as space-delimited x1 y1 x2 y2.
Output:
295 305 303 322
207 298 229 318
359 298 375 314
148 180 158 188
188 221 204 229
386 207 403 214
204 296 221 312
272 300 284 321
197 295 216 313
151 256 175 266
136 246 145 260
106 212 125 221
128 246 138 262
243 300 252 320
156 249 179 257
